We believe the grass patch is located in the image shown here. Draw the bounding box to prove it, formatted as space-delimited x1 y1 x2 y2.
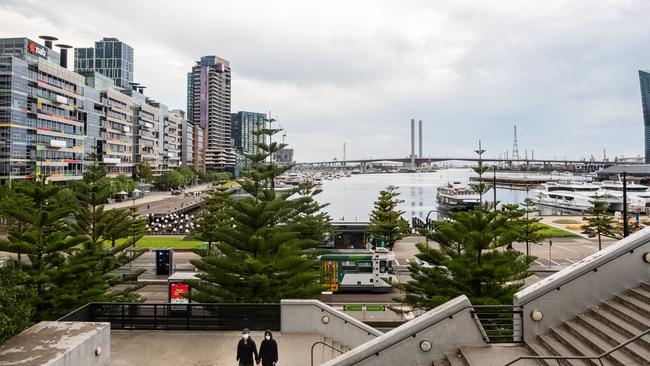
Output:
114 236 205 249
539 223 579 238
552 219 581 225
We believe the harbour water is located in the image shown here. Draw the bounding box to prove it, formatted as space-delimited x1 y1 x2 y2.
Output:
315 169 549 222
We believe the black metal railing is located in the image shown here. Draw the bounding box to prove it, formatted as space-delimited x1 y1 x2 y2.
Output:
471 305 524 344
311 341 344 366
59 303 281 331
503 328 650 366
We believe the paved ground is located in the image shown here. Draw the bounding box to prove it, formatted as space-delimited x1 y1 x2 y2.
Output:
108 330 330 366
392 233 618 287
105 184 211 211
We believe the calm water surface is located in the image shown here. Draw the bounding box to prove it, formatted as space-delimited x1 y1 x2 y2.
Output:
315 169 534 222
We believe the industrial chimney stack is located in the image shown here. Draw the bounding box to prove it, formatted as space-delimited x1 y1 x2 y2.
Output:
418 120 422 158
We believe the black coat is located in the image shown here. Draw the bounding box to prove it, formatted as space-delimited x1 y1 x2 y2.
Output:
258 338 279 366
236 338 258 365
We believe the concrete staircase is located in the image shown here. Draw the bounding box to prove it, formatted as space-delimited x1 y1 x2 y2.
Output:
317 337 352 365
433 345 539 366
526 281 650 366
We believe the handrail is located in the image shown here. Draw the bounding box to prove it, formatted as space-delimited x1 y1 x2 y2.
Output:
311 341 344 366
348 304 474 365
515 230 650 306
308 303 381 337
503 328 650 366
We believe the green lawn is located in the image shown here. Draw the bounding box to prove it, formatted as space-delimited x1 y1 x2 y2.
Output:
539 223 579 238
552 219 581 225
114 236 206 249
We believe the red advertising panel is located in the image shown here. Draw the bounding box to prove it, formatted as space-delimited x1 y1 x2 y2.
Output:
170 282 189 304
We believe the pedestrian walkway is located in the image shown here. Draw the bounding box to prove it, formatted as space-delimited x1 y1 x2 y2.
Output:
108 330 332 366
104 184 211 211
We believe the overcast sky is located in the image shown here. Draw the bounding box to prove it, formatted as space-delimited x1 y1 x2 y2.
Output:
2 0 649 162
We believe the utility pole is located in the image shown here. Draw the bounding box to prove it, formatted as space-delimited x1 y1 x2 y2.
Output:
623 172 630 237
493 164 497 210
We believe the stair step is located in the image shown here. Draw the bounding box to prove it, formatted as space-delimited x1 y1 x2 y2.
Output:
444 352 468 366
537 334 590 366
527 341 560 366
614 294 650 318
549 327 610 366
628 287 650 305
433 358 452 366
640 281 650 292
588 306 649 341
564 320 638 366
601 300 650 330
577 313 650 364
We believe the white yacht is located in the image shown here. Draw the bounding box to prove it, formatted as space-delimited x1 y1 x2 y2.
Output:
436 182 481 211
530 181 623 213
596 181 649 213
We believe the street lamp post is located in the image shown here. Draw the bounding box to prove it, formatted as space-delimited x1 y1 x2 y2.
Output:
425 209 448 231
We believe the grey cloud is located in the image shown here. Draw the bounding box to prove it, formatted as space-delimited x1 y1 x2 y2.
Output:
2 0 650 161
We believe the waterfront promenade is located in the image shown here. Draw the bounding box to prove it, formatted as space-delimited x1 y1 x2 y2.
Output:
104 184 211 215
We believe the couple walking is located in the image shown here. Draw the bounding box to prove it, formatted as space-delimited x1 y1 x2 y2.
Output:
236 328 278 366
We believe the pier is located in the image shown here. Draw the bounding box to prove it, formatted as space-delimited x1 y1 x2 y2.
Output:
470 174 592 190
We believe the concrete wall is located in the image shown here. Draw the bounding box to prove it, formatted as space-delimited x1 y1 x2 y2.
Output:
0 321 110 366
514 226 650 340
321 296 486 366
280 299 382 348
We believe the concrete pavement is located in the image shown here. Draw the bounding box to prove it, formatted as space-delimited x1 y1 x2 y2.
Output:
109 330 330 366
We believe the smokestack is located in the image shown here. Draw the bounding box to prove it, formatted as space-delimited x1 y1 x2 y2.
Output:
418 120 422 158
55 44 72 69
411 119 415 167
38 35 58 49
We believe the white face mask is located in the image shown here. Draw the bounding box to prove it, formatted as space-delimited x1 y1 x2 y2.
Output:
265 335 271 340
242 334 249 339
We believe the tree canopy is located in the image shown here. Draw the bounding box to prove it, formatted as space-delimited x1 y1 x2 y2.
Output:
190 119 329 302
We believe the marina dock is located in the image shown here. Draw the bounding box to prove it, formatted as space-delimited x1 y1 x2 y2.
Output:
470 174 592 190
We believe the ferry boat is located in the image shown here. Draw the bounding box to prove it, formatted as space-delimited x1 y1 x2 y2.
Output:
596 181 649 213
530 181 624 213
436 182 481 211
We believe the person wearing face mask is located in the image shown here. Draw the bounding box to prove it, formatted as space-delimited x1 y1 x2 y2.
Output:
236 328 259 366
258 330 279 366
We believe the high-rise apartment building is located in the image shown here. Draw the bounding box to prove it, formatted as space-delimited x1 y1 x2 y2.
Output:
163 109 184 171
187 56 234 172
639 70 650 163
181 119 195 168
231 111 266 155
0 38 86 181
0 35 192 183
81 70 136 176
75 38 134 89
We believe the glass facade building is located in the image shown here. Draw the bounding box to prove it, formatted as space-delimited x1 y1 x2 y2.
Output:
639 70 650 164
75 38 134 89
0 38 86 181
231 111 266 157
0 36 191 183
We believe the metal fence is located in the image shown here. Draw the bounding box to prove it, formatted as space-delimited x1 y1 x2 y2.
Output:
471 305 524 343
59 303 281 331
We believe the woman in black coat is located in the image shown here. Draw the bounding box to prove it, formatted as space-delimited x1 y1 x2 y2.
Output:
258 330 279 366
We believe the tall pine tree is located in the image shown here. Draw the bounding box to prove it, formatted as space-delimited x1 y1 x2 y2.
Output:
367 185 411 250
397 143 534 309
189 118 328 302
582 196 621 250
